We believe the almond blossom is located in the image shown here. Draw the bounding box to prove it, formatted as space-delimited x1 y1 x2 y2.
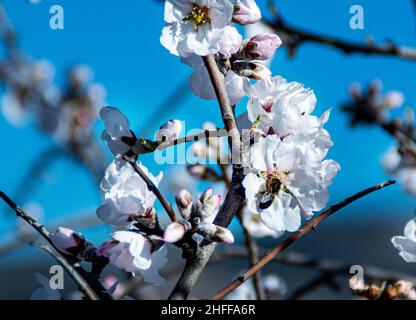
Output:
391 218 416 263
245 76 328 138
160 0 235 57
96 158 163 226
243 134 339 232
382 146 416 196
100 107 137 157
97 230 167 285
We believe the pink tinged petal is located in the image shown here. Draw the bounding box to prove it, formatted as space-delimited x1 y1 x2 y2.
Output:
164 221 187 243
233 0 262 25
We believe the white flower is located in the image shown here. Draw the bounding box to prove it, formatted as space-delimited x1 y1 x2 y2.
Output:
183 55 247 105
50 227 86 257
243 134 339 232
382 146 416 196
245 76 321 135
97 159 163 226
100 107 136 156
392 218 416 262
160 0 234 57
98 231 167 285
242 209 283 238
156 119 183 142
31 273 61 300
218 26 243 58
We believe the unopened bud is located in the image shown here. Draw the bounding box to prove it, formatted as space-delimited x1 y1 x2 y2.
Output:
163 221 190 243
50 227 86 257
156 119 182 142
243 34 282 60
175 189 193 220
233 0 261 25
199 188 221 219
197 223 234 244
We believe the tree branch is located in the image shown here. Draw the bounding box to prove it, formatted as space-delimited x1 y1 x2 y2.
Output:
168 54 246 300
209 180 396 300
0 191 109 300
265 0 416 61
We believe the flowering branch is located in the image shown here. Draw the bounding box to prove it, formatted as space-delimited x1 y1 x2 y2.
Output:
0 191 107 300
122 155 178 223
265 0 416 61
209 180 396 300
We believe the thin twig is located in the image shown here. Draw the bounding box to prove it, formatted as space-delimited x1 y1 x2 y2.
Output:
209 180 396 300
265 0 416 61
0 191 107 300
35 243 100 300
122 155 178 222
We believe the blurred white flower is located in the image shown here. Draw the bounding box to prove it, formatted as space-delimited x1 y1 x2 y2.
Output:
30 273 61 300
97 159 163 226
392 218 416 263
160 0 234 57
98 231 167 285
382 146 416 196
243 134 339 232
191 121 228 161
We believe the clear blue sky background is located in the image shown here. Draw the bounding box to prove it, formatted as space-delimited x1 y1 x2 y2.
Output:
0 0 415 241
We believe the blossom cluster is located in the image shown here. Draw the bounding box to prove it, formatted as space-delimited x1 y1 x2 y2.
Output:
36 0 340 294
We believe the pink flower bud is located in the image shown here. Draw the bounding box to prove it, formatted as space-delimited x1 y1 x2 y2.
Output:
156 119 182 142
233 0 262 25
219 26 243 58
197 223 234 244
243 34 282 60
199 188 221 219
175 189 193 220
199 187 213 203
50 227 86 257
163 221 188 243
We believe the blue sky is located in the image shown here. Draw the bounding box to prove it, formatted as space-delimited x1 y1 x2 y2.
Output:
0 0 415 241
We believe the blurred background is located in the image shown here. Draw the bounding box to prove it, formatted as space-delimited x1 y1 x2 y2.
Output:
0 0 415 299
